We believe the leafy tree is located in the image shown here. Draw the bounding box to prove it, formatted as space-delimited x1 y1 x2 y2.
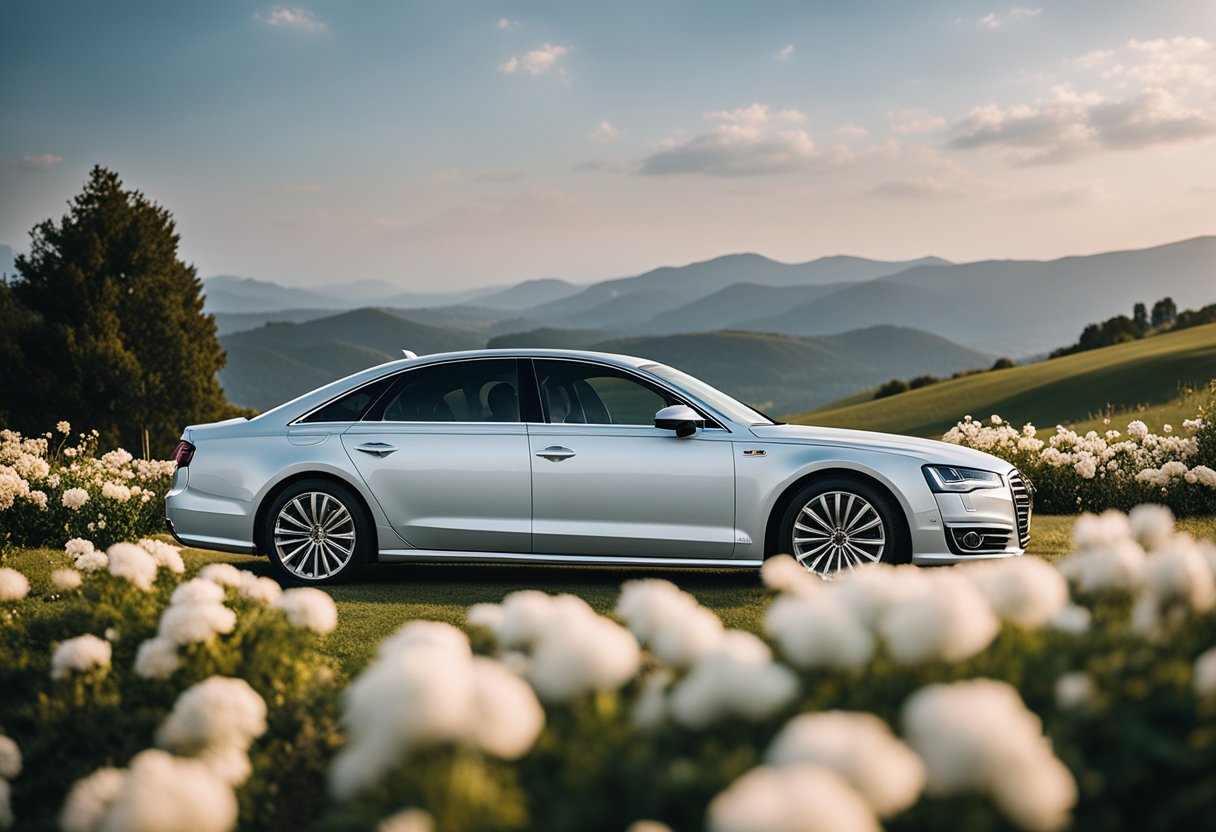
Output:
908 374 939 390
873 379 909 399
1151 297 1177 328
6 166 234 455
990 357 1015 370
1133 302 1148 331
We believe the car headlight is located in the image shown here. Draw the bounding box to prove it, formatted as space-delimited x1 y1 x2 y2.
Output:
923 465 1003 493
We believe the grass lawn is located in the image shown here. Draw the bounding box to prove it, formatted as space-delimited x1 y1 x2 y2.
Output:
11 513 1216 676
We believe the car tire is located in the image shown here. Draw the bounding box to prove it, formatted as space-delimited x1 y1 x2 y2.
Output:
777 476 910 576
262 479 373 585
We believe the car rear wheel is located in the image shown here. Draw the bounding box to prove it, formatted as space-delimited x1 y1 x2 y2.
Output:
778 477 909 576
263 479 371 585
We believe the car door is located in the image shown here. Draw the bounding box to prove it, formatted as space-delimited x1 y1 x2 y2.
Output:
341 357 533 553
527 358 736 559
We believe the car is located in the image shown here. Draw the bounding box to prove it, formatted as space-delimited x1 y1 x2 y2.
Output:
166 349 1032 584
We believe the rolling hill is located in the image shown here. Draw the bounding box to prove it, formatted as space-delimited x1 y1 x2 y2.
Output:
217 308 483 409
794 321 1216 437
588 327 992 415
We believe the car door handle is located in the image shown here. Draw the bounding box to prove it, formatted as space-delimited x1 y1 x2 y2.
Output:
355 442 397 458
535 445 575 462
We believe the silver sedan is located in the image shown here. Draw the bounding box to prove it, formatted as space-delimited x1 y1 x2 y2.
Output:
166 349 1031 584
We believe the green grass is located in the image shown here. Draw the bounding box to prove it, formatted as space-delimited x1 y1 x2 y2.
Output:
13 513 1216 677
791 322 1216 437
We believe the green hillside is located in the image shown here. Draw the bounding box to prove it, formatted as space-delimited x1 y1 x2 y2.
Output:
592 326 991 414
794 322 1216 436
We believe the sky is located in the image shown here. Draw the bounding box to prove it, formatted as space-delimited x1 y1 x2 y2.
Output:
2 1 1214 291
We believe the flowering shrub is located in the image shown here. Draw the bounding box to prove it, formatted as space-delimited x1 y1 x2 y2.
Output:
4 509 1216 830
943 391 1216 515
0 424 174 552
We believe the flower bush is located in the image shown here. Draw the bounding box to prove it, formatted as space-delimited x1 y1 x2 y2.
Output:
4 508 1216 831
0 424 174 552
942 388 1216 515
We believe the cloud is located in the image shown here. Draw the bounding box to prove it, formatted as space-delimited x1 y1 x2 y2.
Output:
1074 49 1115 69
871 177 979 200
889 108 946 134
257 6 326 31
978 7 1042 29
20 153 62 170
497 18 519 32
951 37 1216 163
773 44 795 62
499 43 570 76
831 123 870 140
1019 182 1117 208
590 121 620 142
639 104 816 177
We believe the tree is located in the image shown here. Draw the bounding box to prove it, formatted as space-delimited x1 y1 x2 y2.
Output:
1151 297 1177 328
7 166 233 456
1133 302 1148 332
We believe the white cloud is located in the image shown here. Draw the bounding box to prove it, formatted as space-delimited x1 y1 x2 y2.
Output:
20 153 62 170
499 43 570 76
831 123 870 140
952 37 1216 164
889 108 946 134
639 104 817 177
1074 49 1115 69
257 6 326 31
774 44 795 62
978 7 1042 29
872 177 979 200
590 121 620 142
497 18 519 32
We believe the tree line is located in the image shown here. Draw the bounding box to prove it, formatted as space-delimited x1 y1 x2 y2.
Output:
0 167 240 457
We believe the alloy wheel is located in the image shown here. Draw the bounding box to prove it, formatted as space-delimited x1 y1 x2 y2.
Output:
272 491 357 581
791 490 886 575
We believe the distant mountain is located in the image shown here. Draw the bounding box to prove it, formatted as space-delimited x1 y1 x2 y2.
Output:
530 253 949 322
587 327 992 415
0 244 18 280
203 275 342 313
471 278 581 310
647 282 856 334
218 308 482 408
212 308 340 336
740 281 952 338
487 327 626 350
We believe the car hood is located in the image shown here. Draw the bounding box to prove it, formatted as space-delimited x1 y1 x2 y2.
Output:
748 423 1015 472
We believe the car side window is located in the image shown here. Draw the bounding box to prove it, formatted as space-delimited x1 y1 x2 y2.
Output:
368 359 520 423
299 375 397 423
533 360 676 426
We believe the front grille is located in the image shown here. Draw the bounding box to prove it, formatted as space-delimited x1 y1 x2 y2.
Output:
947 526 1012 554
1009 470 1032 547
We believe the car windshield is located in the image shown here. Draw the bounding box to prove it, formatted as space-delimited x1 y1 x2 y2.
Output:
639 363 776 426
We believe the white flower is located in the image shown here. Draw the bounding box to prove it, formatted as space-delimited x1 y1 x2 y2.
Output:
903 679 1077 832
1073 456 1097 479
137 538 184 573
377 808 435 832
878 572 999 664
52 568 83 591
526 595 642 701
134 637 181 680
171 578 227 606
1054 672 1096 710
197 563 244 586
157 677 268 786
1072 510 1132 550
59 767 126 832
707 764 880 832
65 538 96 559
467 602 505 631
759 554 823 597
274 588 338 633
157 602 237 645
1194 647 1216 699
616 579 725 666
1144 535 1216 613
0 735 20 779
669 631 798 729
960 557 1070 628
51 634 112 680
625 823 673 832
57 420 71 434
766 711 924 816
329 621 543 801
107 543 158 590
1186 465 1216 487
1127 420 1149 439
0 567 30 602
765 594 874 670
1128 504 1175 551
632 669 673 731
61 487 89 510
101 481 132 502
237 574 282 604
1048 604 1092 634
75 550 108 572
67 750 238 832
1058 540 1146 594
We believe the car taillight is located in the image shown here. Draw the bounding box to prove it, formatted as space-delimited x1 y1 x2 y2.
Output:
173 441 196 468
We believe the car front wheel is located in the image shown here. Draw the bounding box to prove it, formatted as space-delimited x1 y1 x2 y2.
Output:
263 479 371 584
778 477 908 576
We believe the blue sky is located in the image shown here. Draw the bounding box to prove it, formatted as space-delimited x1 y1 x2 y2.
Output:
2 1 1214 289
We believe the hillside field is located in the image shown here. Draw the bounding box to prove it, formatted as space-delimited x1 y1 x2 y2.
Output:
794 322 1216 437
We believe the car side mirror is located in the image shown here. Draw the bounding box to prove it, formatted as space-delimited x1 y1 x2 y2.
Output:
654 404 705 438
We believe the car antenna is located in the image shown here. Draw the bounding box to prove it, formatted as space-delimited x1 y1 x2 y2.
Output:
401 349 418 359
